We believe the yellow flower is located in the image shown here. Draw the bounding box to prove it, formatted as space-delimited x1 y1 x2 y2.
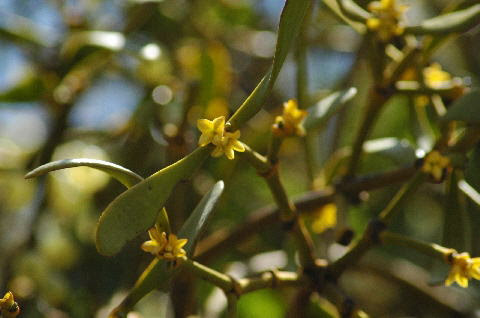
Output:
141 228 188 261
421 150 450 182
197 116 245 160
272 100 308 137
423 63 452 89
366 0 407 42
197 116 225 147
211 130 245 160
0 292 20 318
445 252 480 287
311 203 337 234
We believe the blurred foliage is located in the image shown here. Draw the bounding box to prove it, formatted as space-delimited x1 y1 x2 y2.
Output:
1 0 480 317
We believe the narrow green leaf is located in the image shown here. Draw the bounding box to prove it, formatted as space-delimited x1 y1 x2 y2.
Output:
61 31 126 59
0 75 44 102
364 138 416 165
321 0 367 34
458 180 480 207
227 0 312 130
336 0 372 22
304 87 357 131
464 144 480 193
405 4 480 35
109 180 224 316
96 146 211 256
25 158 143 188
441 89 480 124
443 171 470 252
178 181 225 257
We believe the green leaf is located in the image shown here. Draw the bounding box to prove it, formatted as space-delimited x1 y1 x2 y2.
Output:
178 181 225 257
321 0 367 34
443 171 470 252
227 0 312 130
61 31 126 59
95 146 211 256
364 137 416 165
109 180 224 317
464 144 480 193
441 89 480 124
0 75 44 103
405 4 480 35
304 87 357 131
25 158 143 188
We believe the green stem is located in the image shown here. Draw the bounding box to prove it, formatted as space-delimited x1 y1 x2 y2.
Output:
344 87 391 178
226 294 237 318
380 231 454 261
180 257 234 291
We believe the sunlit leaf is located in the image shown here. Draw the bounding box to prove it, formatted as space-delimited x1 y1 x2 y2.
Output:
61 31 126 59
364 137 416 165
405 4 480 35
0 75 44 103
25 158 143 188
178 181 225 257
321 0 367 33
441 89 480 124
304 87 357 131
96 146 211 256
228 0 312 130
458 180 480 207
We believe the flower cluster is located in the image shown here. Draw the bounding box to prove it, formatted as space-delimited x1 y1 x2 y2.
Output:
141 228 188 261
197 116 245 160
366 0 407 42
423 63 466 100
445 252 480 288
272 100 307 137
421 150 450 182
0 292 20 318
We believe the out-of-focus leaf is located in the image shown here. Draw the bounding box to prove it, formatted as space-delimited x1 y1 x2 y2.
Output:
458 180 480 207
178 181 224 257
96 146 211 256
336 0 372 22
304 87 357 131
443 171 470 252
228 0 312 130
0 12 54 47
364 137 416 165
405 4 480 35
321 0 367 33
464 144 480 192
25 158 143 188
109 258 171 318
0 75 44 102
441 89 480 124
61 31 126 59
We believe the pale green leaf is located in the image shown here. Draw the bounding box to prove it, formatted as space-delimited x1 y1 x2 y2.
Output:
304 87 357 131
178 181 225 257
405 4 480 35
95 146 211 256
228 0 312 130
321 0 367 34
441 89 480 124
25 158 143 188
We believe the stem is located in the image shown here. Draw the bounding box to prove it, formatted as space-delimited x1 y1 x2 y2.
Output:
226 293 237 318
328 171 425 279
180 257 234 292
344 87 391 178
380 231 454 261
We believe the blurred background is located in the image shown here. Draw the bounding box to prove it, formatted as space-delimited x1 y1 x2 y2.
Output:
0 0 480 317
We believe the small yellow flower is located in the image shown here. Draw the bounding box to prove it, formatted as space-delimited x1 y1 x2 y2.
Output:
197 116 245 160
445 252 480 287
0 292 20 318
197 116 225 147
272 100 308 137
423 63 452 90
141 228 188 261
211 130 245 160
311 203 337 234
366 0 407 42
421 150 450 182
